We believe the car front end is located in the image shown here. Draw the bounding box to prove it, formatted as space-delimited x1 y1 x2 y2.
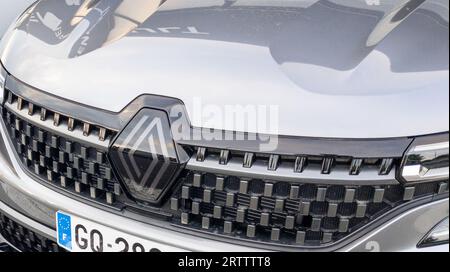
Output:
0 0 449 252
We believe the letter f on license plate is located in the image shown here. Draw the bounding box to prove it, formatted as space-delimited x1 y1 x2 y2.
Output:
56 211 180 252
56 211 73 251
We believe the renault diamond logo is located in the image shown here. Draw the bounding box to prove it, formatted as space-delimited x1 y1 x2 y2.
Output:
118 116 170 188
110 108 181 203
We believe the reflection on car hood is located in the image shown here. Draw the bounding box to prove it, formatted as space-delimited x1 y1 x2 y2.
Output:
0 0 449 138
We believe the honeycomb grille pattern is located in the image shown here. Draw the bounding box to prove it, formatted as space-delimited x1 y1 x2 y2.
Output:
2 100 122 206
0 213 65 252
170 172 449 246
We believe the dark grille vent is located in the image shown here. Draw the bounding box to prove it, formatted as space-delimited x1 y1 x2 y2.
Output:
0 213 65 252
2 91 122 206
169 147 449 247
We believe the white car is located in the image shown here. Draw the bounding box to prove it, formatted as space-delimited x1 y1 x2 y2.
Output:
0 0 448 252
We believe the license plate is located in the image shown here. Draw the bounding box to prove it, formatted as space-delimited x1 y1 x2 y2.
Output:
56 211 175 252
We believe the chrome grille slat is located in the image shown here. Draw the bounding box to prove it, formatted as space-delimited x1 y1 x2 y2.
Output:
186 154 399 186
4 102 110 150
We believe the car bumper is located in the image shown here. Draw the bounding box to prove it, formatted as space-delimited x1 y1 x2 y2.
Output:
1 120 448 252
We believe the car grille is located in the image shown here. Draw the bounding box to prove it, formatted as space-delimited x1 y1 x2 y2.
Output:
1 90 123 207
2 87 448 249
0 212 65 252
168 148 449 246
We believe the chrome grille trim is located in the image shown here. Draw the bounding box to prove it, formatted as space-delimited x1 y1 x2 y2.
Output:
3 91 115 148
4 102 110 150
186 152 399 186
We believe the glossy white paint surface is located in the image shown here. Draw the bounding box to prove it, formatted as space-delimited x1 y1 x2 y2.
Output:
0 0 449 138
0 0 35 39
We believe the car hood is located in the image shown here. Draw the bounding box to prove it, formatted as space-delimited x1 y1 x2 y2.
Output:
1 0 449 138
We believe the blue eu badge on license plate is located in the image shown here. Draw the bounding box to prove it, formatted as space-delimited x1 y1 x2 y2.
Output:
56 211 72 250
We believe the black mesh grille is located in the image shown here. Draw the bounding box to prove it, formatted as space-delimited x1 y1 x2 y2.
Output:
2 91 122 206
2 88 449 249
168 148 449 247
0 213 65 252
